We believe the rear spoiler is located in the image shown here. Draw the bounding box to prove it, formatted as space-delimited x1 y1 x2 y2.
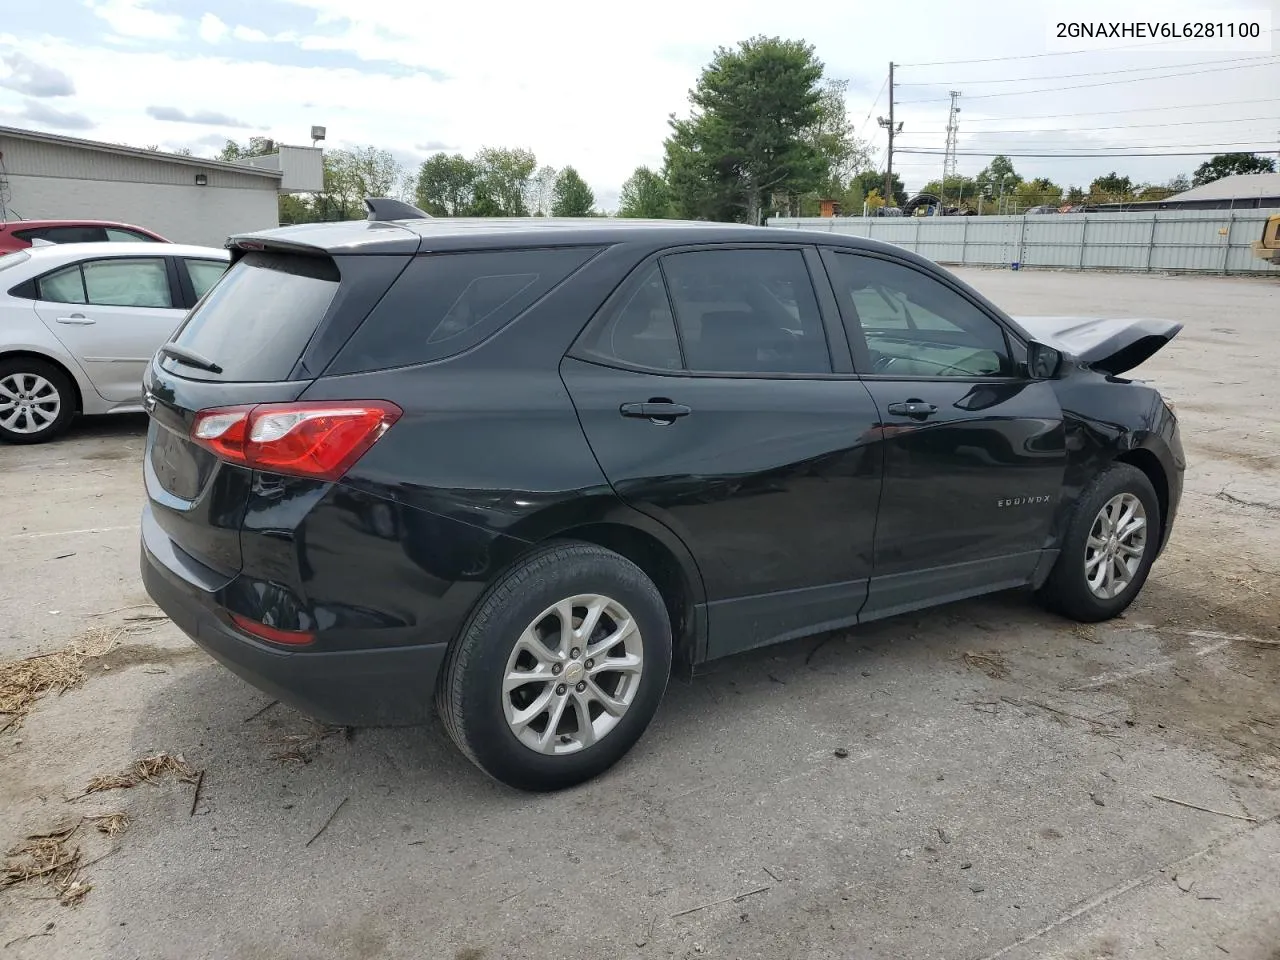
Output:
364 198 433 222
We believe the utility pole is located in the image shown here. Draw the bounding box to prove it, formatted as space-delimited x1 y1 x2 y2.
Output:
877 62 902 211
940 91 961 214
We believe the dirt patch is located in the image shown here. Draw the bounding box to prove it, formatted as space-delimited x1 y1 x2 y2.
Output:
79 449 135 462
1085 515 1280 771
91 644 204 672
1192 443 1279 473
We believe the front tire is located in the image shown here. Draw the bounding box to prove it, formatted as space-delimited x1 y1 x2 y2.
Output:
1037 462 1161 623
437 542 672 791
0 358 75 444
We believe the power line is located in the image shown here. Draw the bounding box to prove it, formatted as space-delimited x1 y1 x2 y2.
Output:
897 58 1280 103
896 54 1277 86
898 139 1276 150
897 115 1280 135
954 98 1280 122
898 148 1272 158
898 28 1279 67
857 73 890 138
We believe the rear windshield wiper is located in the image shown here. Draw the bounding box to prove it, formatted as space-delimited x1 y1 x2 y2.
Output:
158 344 223 375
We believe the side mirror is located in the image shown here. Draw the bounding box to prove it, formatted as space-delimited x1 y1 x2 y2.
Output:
1027 340 1063 379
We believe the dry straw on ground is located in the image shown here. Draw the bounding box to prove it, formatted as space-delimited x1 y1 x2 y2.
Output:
268 723 347 764
0 818 110 906
0 627 122 733
84 752 198 795
963 650 1011 681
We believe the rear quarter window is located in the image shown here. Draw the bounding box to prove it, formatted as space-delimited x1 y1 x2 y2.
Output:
328 246 602 374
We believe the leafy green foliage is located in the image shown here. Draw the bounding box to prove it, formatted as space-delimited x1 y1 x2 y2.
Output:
618 167 673 218
551 166 595 217
663 36 827 223
1192 152 1276 187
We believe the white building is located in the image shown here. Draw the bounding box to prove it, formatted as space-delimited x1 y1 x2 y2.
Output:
0 125 324 247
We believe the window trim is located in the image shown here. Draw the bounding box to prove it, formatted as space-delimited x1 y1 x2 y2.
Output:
819 247 1027 383
568 242 850 380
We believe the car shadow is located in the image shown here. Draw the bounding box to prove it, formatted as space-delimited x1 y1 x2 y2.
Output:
128 589 1052 819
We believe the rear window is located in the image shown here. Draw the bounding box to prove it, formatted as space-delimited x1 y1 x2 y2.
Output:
328 246 601 374
164 251 338 381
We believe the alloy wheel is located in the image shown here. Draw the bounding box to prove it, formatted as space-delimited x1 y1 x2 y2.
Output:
0 372 61 436
1085 492 1148 600
502 594 645 755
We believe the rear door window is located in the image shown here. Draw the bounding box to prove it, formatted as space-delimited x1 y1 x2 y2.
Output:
164 251 339 381
330 246 601 374
38 226 111 244
661 249 831 374
82 258 173 308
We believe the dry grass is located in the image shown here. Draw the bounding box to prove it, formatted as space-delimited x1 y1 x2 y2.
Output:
963 650 1011 681
88 812 130 837
84 752 198 795
1 821 91 906
268 723 346 764
0 627 121 733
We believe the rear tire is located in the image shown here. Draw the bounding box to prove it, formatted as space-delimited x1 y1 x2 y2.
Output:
436 541 672 791
0 357 75 444
1037 462 1161 623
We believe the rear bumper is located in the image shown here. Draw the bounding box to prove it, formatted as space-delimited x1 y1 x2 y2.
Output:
141 518 446 727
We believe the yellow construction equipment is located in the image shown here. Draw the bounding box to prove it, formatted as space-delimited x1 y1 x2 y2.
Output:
1253 212 1280 266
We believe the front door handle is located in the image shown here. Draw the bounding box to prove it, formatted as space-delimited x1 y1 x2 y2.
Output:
886 400 937 419
620 400 692 422
56 313 95 325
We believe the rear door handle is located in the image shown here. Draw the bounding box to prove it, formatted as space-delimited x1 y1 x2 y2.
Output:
56 313 95 325
620 401 692 421
886 400 937 419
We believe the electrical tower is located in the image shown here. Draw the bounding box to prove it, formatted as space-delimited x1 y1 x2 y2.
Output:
942 91 961 195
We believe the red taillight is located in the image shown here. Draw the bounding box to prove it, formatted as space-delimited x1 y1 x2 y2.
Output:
230 613 315 646
191 401 401 481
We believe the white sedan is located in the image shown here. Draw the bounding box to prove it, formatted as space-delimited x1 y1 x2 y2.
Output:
0 241 229 443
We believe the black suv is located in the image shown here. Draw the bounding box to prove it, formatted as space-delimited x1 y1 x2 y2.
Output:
140 200 1184 791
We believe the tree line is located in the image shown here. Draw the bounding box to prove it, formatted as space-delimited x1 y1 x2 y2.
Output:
213 36 1275 224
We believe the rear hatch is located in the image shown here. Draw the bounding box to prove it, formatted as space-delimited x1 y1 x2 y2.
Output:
143 248 408 576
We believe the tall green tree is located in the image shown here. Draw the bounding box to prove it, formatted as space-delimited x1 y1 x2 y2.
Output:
320 146 402 220
786 78 873 214
414 153 479 216
618 167 673 218
1192 152 1276 186
525 165 558 217
852 170 906 208
1090 171 1133 201
975 155 1021 198
663 36 827 224
471 147 537 216
551 166 595 217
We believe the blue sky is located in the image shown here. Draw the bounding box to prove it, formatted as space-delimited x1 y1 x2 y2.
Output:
1 0 1276 208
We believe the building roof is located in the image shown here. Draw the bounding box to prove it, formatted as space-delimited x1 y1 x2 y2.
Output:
0 125 283 180
1166 172 1280 202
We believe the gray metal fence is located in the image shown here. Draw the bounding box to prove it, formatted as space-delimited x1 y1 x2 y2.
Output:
766 208 1280 275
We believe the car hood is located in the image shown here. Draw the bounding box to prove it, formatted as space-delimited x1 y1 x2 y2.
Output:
1011 316 1183 376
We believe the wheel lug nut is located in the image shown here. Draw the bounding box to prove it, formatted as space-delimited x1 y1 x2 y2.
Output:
584 658 594 669
575 681 586 692
555 684 567 696
552 663 562 675
570 648 581 659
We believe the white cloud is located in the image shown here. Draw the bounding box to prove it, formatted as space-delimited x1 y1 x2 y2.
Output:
198 14 228 44
84 0 183 41
232 25 271 43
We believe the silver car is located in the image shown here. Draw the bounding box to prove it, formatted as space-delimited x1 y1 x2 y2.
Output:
0 241 229 443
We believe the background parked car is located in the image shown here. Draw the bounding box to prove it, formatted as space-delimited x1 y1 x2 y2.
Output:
0 219 168 254
0 241 228 443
